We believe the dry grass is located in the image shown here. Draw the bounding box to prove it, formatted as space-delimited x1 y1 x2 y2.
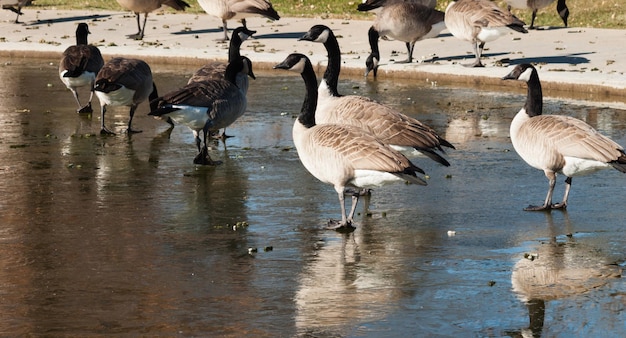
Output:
32 0 626 29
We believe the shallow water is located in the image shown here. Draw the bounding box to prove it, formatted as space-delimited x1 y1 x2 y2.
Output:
0 58 625 336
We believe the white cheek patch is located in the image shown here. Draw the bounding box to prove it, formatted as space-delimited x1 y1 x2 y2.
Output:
316 29 330 43
291 58 308 74
518 67 534 82
239 31 251 41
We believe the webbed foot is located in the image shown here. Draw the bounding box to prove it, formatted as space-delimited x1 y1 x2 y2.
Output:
523 204 552 212
193 147 222 165
325 219 356 232
77 103 93 114
100 127 116 136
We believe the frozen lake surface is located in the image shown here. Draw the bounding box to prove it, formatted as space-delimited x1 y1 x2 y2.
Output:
0 58 625 336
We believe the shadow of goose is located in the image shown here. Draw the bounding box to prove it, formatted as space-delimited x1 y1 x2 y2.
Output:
506 52 593 66
26 13 112 26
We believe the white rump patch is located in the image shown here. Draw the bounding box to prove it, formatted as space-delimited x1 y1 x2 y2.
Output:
562 156 611 177
350 170 404 188
476 27 508 43
167 105 210 130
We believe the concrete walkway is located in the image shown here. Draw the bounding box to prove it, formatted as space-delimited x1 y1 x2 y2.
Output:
1 8 624 101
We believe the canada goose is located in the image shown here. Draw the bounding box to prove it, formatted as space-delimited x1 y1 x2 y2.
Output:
274 53 427 230
197 0 280 41
2 0 32 23
365 2 445 76
506 0 569 29
187 26 256 139
94 57 158 135
357 0 436 13
445 0 528 67
299 25 454 166
116 0 190 40
59 23 105 114
502 63 626 211
149 56 254 165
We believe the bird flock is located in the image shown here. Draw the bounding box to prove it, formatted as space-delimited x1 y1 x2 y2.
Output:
48 0 624 229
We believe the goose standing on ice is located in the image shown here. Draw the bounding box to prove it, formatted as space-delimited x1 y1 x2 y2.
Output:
149 57 254 165
299 25 454 166
505 0 569 29
187 26 256 139
59 23 105 114
445 0 527 67
116 0 190 40
364 2 446 76
94 57 158 135
503 63 626 211
197 0 280 41
2 0 32 23
274 53 427 230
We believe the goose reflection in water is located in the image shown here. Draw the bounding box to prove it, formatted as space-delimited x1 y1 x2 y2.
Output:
510 212 622 337
293 198 406 335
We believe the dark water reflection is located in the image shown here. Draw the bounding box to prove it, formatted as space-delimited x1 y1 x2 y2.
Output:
0 58 625 336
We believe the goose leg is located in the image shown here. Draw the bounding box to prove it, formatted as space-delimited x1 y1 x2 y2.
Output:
138 13 148 40
100 105 116 135
557 0 569 27
193 130 202 153
396 42 414 64
221 19 229 41
70 88 84 112
529 9 538 29
78 84 95 113
127 13 142 39
551 176 571 209
327 190 357 231
127 105 143 134
194 127 221 165
346 194 360 224
525 171 556 211
128 13 146 40
470 41 486 67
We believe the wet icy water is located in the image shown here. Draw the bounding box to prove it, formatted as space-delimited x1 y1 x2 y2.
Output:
0 57 625 336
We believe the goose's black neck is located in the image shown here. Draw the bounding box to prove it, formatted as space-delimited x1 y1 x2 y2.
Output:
224 58 242 85
368 26 380 56
525 69 543 117
298 60 319 129
76 30 88 45
228 35 243 63
322 32 342 97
